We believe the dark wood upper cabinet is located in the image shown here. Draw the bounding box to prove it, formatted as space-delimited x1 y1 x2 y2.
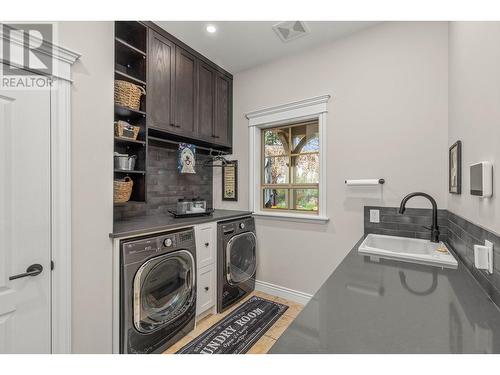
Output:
197 65 232 147
197 61 216 141
213 73 232 147
145 24 233 150
148 31 174 131
173 46 196 136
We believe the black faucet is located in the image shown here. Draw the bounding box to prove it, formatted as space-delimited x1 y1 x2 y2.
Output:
398 192 440 243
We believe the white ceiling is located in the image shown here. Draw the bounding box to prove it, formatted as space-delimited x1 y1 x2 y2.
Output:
154 21 379 73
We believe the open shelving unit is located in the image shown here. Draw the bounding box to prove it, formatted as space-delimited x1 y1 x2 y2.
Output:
114 21 148 204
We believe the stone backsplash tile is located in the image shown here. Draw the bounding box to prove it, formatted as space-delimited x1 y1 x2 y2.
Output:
364 206 449 242
115 144 213 220
447 211 500 294
364 206 500 306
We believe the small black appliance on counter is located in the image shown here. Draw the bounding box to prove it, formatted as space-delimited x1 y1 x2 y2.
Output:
168 197 214 218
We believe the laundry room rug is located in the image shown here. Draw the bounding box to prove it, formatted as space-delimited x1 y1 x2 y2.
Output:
176 296 288 354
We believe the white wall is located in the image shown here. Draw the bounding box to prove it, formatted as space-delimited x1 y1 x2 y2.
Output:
58 22 114 353
448 22 500 234
215 22 449 295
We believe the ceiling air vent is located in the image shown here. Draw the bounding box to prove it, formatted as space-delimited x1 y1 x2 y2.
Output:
272 21 310 43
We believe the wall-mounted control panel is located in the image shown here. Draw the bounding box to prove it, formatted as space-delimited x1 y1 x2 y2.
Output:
470 161 493 198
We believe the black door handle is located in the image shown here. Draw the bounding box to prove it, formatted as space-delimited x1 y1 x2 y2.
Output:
9 264 43 281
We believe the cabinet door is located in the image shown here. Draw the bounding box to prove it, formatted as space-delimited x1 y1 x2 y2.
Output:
196 265 215 316
173 46 196 136
148 31 175 131
197 61 216 142
213 73 232 147
195 222 215 269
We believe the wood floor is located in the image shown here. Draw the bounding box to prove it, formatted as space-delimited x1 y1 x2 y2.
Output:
164 291 304 354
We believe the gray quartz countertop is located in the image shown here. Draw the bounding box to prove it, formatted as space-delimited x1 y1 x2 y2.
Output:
111 209 252 238
270 236 500 353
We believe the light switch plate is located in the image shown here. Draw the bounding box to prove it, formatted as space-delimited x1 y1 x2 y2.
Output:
370 209 380 223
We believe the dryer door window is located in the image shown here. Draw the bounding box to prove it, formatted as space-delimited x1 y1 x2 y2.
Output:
226 232 257 285
133 250 195 333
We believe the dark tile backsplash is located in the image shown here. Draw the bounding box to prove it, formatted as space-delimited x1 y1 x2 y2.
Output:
114 144 213 220
364 206 500 307
364 206 449 241
447 211 500 308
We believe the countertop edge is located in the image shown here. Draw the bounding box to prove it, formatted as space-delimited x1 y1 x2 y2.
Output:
110 210 253 239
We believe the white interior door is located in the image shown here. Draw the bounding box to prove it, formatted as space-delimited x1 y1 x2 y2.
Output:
0 84 52 353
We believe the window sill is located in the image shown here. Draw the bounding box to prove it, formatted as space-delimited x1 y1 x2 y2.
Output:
252 211 329 224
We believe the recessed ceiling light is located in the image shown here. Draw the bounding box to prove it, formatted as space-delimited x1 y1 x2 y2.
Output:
206 25 217 33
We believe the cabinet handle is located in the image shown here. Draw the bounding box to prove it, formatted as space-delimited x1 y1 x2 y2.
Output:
175 124 181 128
170 123 176 127
204 242 209 247
205 286 209 291
212 135 220 139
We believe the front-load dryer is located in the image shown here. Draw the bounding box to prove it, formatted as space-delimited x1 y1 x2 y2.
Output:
120 228 196 354
217 216 256 313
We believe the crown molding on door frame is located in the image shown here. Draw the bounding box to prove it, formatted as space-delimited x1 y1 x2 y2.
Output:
0 23 81 82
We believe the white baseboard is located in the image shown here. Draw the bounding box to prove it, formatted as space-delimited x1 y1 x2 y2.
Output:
255 280 313 306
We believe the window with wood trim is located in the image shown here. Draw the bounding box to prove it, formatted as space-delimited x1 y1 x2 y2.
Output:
261 120 320 214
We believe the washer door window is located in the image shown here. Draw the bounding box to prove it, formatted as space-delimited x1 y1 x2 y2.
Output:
133 250 195 334
226 232 257 285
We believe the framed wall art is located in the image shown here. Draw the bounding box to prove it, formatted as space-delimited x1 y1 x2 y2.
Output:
178 143 196 174
222 161 238 201
449 140 462 194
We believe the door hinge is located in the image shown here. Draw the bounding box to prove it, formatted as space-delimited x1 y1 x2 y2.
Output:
51 260 55 270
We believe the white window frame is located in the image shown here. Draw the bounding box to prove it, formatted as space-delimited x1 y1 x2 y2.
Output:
246 95 330 223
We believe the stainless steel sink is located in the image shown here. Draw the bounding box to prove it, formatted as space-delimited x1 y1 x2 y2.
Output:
358 234 458 269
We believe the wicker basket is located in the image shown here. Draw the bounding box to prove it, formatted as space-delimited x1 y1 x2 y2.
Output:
114 177 134 203
114 120 140 140
114 80 145 110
